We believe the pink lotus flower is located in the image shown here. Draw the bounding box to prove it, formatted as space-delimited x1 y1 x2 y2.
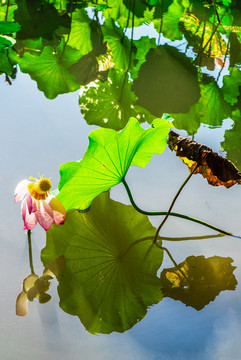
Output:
14 176 66 231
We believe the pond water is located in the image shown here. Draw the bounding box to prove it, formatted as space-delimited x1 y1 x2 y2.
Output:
1 1 241 359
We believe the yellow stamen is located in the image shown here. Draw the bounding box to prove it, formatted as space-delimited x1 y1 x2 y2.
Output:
28 178 52 200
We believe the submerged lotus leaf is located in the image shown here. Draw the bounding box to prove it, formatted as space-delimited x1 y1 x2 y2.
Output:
57 117 171 210
161 255 237 310
18 40 82 99
41 192 164 334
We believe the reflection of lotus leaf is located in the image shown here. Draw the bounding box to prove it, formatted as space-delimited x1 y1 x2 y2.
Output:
102 19 131 71
153 0 183 41
181 13 228 58
200 82 230 127
18 40 82 99
161 255 237 310
14 0 70 40
79 69 137 130
65 9 92 55
173 82 231 133
41 192 164 334
222 68 241 106
133 45 200 117
222 110 241 172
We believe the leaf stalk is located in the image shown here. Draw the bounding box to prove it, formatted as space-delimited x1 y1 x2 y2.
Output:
121 178 233 236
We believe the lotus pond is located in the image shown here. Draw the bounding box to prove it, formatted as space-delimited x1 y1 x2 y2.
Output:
1 0 241 359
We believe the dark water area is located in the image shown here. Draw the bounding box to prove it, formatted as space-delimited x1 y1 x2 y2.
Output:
1 1 241 359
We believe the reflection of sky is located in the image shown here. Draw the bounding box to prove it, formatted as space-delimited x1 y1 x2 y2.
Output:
1 70 241 360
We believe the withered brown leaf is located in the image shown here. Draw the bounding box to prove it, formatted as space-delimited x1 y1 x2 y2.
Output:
168 131 241 188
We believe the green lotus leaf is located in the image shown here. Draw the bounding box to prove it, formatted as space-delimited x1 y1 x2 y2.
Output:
41 192 164 334
0 4 17 22
65 9 92 55
18 39 82 99
131 36 156 79
0 35 15 49
221 110 241 171
201 82 231 127
57 117 171 210
173 81 232 133
222 67 241 106
153 0 184 41
0 21 20 34
103 0 130 22
172 104 202 136
102 19 131 71
14 0 70 40
133 45 200 118
79 69 138 130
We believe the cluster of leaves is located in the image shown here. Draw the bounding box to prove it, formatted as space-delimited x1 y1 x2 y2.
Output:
0 0 240 139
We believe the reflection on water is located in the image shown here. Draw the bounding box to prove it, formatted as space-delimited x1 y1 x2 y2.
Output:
1 0 241 359
161 255 237 310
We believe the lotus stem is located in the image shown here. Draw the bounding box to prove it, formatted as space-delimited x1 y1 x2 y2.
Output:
121 178 233 236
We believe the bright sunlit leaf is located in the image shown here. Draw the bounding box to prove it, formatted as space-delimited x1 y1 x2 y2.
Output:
57 117 172 210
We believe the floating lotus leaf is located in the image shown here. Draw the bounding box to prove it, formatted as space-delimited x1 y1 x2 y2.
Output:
161 255 237 310
57 117 171 210
168 130 241 188
41 192 164 334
